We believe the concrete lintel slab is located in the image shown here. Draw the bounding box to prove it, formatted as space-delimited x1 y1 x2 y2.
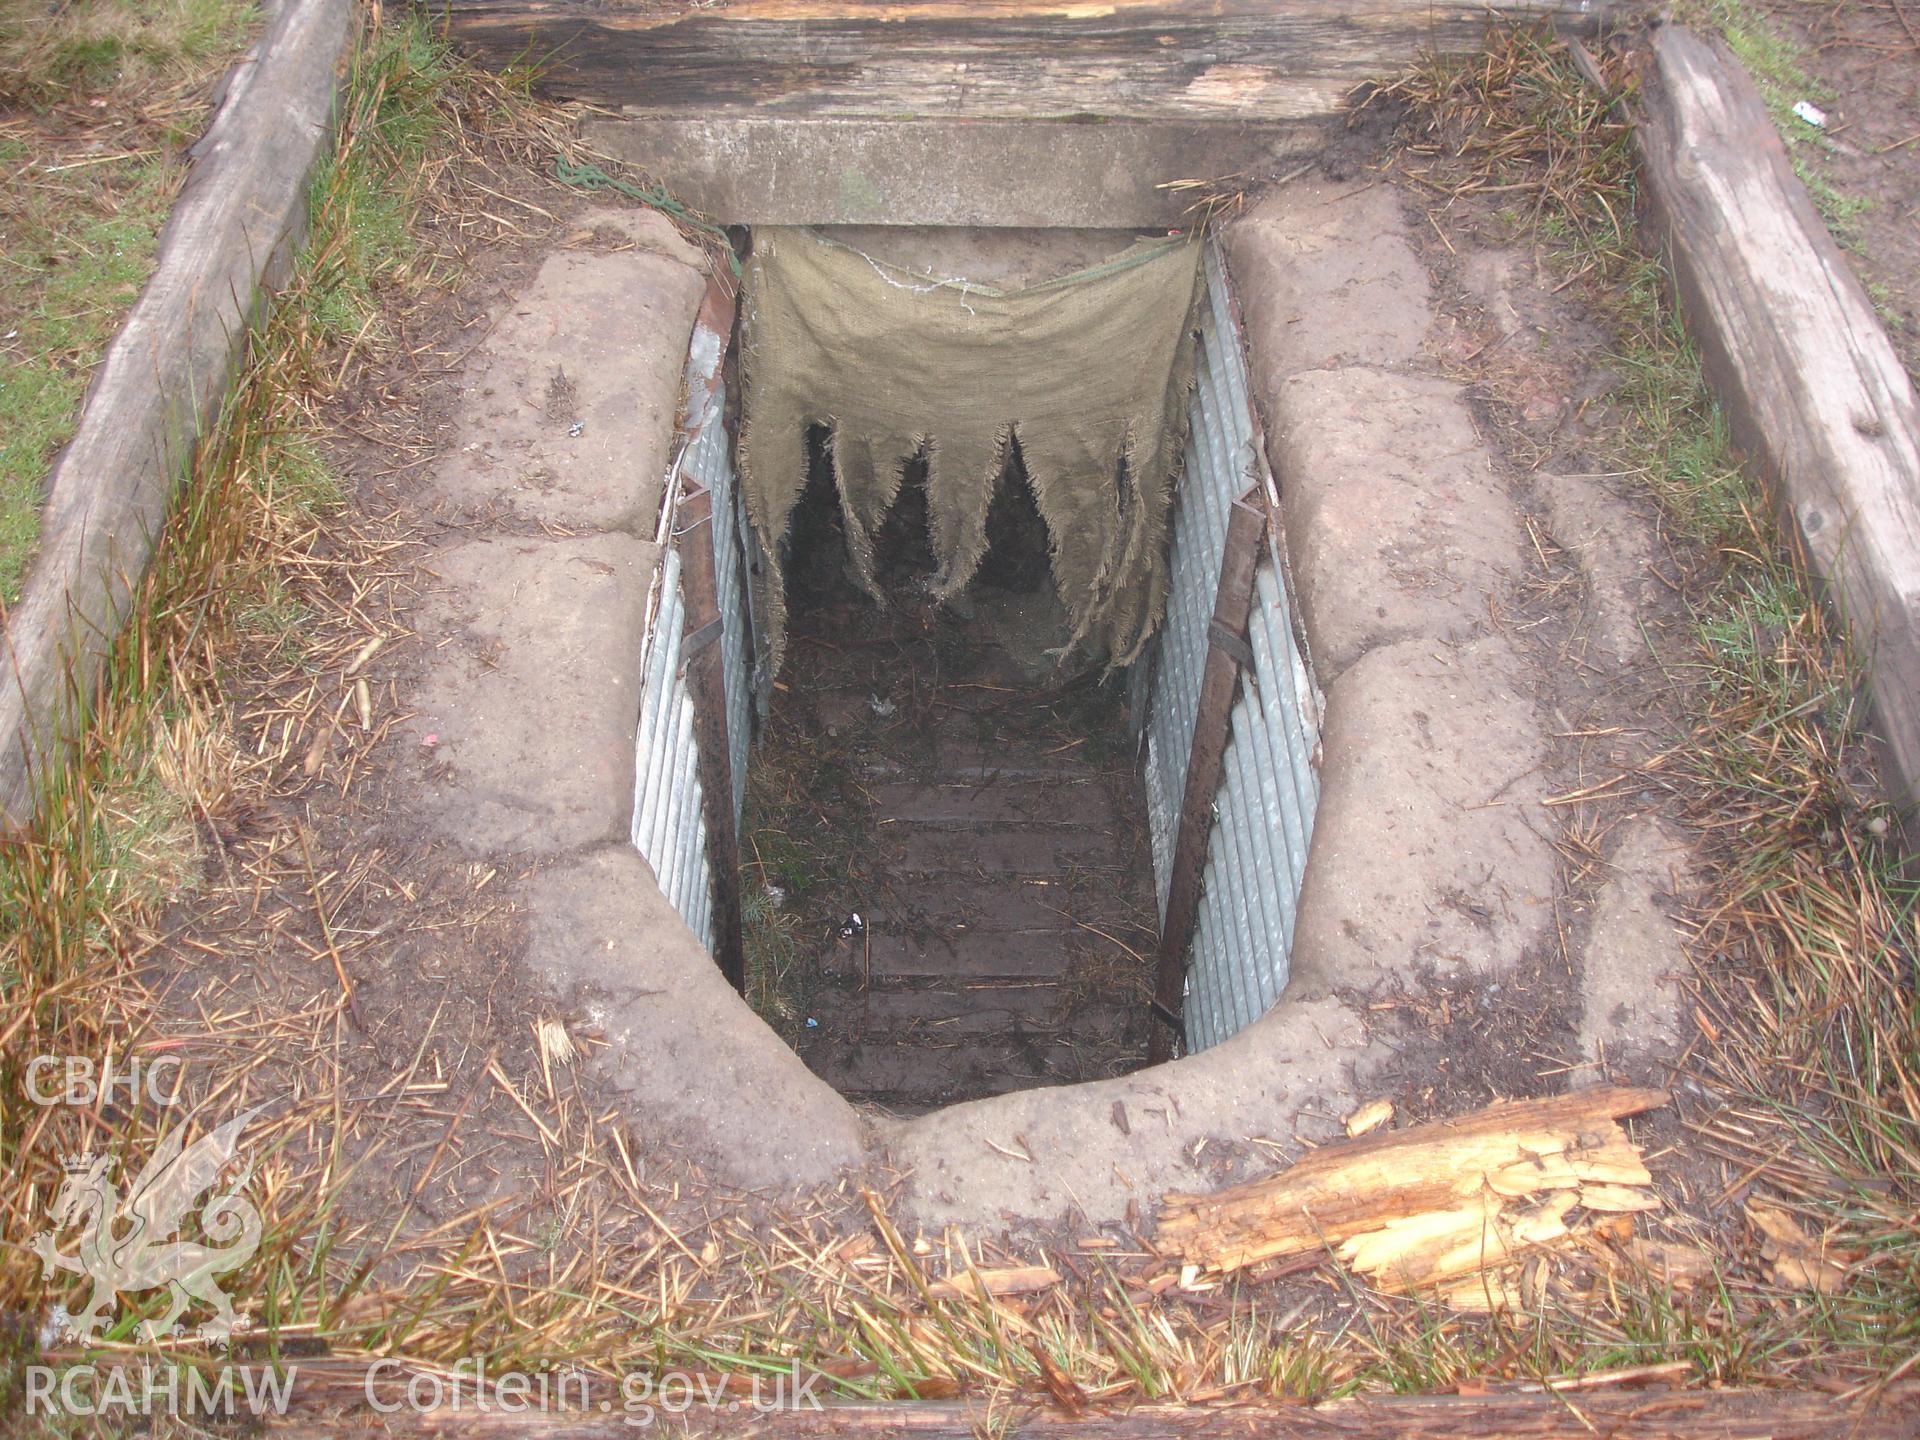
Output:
585 115 1327 228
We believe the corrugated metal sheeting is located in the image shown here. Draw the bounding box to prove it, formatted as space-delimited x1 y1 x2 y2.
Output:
683 360 754 816
1140 244 1323 1054
631 545 715 950
630 309 754 952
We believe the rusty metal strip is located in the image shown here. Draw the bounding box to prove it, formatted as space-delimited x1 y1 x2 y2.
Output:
1149 488 1266 1062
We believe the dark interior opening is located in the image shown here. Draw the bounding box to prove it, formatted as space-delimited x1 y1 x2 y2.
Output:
740 428 1161 1113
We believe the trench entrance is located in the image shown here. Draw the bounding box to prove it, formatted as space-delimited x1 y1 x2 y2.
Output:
636 225 1320 1113
745 427 1159 1111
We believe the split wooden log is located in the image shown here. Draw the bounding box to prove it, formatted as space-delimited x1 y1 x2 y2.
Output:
1154 1087 1669 1289
1634 25 1920 811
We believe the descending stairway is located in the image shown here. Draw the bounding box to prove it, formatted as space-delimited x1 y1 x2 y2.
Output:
768 590 1158 1113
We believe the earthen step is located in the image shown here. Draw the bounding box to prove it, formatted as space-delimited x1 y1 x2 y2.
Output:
811 1034 1114 1108
802 687 899 733
807 689 1078 738
861 750 1104 784
864 928 1071 979
851 984 1064 1037
865 779 1116 828
930 730 1120 777
864 875 1144 933
886 826 1123 875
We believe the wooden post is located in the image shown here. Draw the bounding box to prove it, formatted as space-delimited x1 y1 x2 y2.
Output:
1634 26 1920 812
1149 488 1267 1063
676 485 747 993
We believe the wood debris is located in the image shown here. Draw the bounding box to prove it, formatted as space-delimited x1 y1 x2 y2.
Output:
1155 1087 1668 1305
1746 1200 1858 1295
1616 1235 1716 1291
927 1264 1061 1301
1344 1097 1395 1137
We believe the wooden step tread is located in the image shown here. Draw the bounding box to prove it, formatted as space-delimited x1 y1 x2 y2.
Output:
864 929 1070 980
866 778 1117 828
886 826 1125 876
863 875 1144 934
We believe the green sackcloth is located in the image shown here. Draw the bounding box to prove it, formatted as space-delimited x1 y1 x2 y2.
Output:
737 227 1204 675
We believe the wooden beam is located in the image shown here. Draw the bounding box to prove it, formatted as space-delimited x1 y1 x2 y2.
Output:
1149 487 1265 1062
436 1 1647 120
266 1384 1920 1437
582 114 1319 228
1634 25 1920 811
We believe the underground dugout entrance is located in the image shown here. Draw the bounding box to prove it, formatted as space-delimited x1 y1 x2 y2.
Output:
759 424 1159 1110
631 227 1323 1114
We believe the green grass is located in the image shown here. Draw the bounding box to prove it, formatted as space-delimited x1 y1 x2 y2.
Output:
1673 0 1869 236
0 0 257 601
0 0 251 105
0 18 517 1404
298 19 457 347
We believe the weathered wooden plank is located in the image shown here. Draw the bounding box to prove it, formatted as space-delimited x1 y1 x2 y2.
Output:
0 0 355 827
865 875 1135 932
866 779 1116 828
889 825 1123 875
1149 490 1265 1063
265 1381 1920 1437
438 0 1646 119
865 929 1067 979
852 984 1062 1034
1634 26 1920 811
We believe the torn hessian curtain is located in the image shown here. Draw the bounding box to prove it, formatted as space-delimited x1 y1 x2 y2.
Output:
737 228 1204 674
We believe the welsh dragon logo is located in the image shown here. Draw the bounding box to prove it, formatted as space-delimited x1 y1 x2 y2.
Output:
31 1107 263 1343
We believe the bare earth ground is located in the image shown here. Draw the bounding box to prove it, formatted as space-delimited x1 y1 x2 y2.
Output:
1390 169 1698 1114
1753 0 1920 381
32 23 1904 1406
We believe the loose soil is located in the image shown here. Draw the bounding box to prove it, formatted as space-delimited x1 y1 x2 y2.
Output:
747 444 1158 1111
147 169 742 1248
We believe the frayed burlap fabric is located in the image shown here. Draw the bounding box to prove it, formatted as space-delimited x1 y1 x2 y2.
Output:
738 228 1203 674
